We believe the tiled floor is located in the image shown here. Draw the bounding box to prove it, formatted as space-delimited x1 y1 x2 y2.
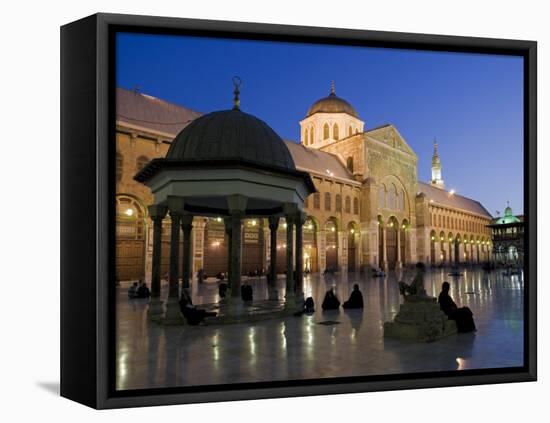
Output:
116 266 524 390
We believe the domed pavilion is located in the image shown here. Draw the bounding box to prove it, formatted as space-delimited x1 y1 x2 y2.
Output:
135 81 316 323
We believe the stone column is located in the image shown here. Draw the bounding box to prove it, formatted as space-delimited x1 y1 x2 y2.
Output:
224 217 233 284
226 194 248 305
147 204 167 320
284 213 295 310
338 230 347 272
268 216 280 300
318 230 326 273
396 227 402 269
294 212 306 302
382 226 388 269
229 211 243 298
180 214 193 290
162 197 185 325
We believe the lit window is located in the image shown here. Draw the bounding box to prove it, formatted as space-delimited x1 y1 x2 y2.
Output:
323 123 330 140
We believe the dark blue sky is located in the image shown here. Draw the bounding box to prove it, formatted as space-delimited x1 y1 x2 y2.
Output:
116 33 524 216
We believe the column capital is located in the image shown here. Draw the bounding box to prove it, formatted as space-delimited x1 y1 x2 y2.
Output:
294 211 307 226
167 196 186 216
283 203 299 216
268 216 280 231
226 194 248 214
180 214 194 228
147 204 168 220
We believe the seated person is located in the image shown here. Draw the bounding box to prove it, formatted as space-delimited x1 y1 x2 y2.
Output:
136 281 151 298
197 268 206 283
321 288 341 310
438 281 476 333
343 284 364 309
179 289 216 326
372 267 385 277
304 296 315 313
216 272 226 281
399 262 425 296
218 281 228 298
294 296 315 316
127 282 138 299
241 283 253 301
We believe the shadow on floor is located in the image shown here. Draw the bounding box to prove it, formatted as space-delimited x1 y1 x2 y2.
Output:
36 381 60 396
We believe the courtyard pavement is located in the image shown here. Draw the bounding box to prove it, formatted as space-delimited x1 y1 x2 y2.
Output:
116 267 524 390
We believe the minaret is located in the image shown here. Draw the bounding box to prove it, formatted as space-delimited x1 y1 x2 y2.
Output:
430 139 445 189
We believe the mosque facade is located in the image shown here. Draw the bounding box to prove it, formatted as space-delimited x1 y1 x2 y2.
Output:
115 85 493 282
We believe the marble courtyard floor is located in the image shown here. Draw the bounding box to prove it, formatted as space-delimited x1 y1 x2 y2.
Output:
116 267 524 390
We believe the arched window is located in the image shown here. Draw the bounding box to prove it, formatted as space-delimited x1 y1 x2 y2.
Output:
348 126 353 137
345 196 351 213
304 128 309 145
335 194 342 212
399 190 405 211
116 152 123 182
378 186 385 209
136 155 149 173
310 127 314 144
323 123 330 140
324 192 331 211
116 195 145 240
353 197 359 215
313 193 320 209
388 186 396 210
333 123 339 140
346 157 354 172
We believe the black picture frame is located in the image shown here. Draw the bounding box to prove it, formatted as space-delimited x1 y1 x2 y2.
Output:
60 12 537 409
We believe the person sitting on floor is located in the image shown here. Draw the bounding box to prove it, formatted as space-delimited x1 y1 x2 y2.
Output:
294 296 316 317
136 281 151 298
179 289 217 326
322 288 341 310
127 282 139 299
343 284 364 309
438 281 476 333
218 281 228 298
241 283 253 301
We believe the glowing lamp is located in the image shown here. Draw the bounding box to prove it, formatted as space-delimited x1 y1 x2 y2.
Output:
125 208 134 217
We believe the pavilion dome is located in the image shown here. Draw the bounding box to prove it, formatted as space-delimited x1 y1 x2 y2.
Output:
306 82 359 118
166 109 296 171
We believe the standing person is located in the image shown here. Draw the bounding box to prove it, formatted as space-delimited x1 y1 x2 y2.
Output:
438 281 476 333
343 284 364 309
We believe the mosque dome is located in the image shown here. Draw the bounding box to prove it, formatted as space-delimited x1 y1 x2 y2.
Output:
504 205 513 216
166 109 296 171
306 82 359 118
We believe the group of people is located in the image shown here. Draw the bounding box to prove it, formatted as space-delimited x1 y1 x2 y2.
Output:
127 280 151 299
321 284 364 310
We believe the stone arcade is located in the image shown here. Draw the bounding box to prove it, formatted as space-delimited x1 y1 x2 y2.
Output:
116 82 494 286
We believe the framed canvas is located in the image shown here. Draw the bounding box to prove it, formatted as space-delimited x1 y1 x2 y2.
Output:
60 13 537 409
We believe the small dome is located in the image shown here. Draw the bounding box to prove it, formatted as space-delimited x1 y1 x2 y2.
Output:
306 82 359 118
167 109 295 171
504 205 513 216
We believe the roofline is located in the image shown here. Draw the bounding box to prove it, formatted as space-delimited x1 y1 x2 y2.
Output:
117 86 204 116
134 158 317 193
419 182 493 219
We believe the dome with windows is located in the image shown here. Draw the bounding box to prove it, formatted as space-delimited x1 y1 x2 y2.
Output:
306 82 359 118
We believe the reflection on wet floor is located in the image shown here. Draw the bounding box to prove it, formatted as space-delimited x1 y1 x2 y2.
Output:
116 267 524 390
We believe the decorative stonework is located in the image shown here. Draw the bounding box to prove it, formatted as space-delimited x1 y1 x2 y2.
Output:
384 294 457 342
